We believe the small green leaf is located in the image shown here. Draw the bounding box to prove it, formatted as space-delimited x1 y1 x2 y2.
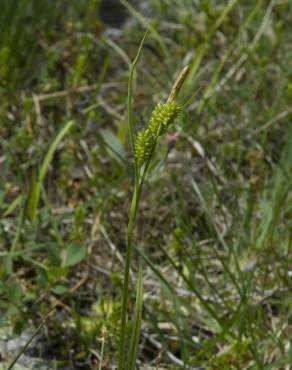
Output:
47 266 68 280
1 256 13 277
51 284 68 295
36 266 49 287
6 280 22 303
63 244 87 267
47 244 62 266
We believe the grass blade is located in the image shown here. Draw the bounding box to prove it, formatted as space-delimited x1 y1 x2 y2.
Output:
27 120 74 220
127 260 143 370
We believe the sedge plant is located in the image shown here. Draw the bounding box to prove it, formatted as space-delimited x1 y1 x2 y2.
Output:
117 32 190 369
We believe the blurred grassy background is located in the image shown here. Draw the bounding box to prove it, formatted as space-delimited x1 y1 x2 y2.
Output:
0 0 291 369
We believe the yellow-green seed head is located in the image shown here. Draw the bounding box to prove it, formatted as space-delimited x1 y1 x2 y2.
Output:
148 101 181 137
134 128 153 167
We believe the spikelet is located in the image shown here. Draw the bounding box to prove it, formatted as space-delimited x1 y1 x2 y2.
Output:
148 101 181 137
134 128 153 167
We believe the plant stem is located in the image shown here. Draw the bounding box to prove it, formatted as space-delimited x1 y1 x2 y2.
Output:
118 181 140 370
118 139 155 369
117 32 148 370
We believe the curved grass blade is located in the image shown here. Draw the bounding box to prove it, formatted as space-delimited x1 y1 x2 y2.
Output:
27 120 74 220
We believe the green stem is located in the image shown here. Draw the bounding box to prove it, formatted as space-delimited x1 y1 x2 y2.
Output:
118 134 159 369
118 181 140 370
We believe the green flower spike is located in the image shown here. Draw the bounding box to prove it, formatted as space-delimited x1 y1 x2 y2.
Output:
134 128 153 167
148 101 181 137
